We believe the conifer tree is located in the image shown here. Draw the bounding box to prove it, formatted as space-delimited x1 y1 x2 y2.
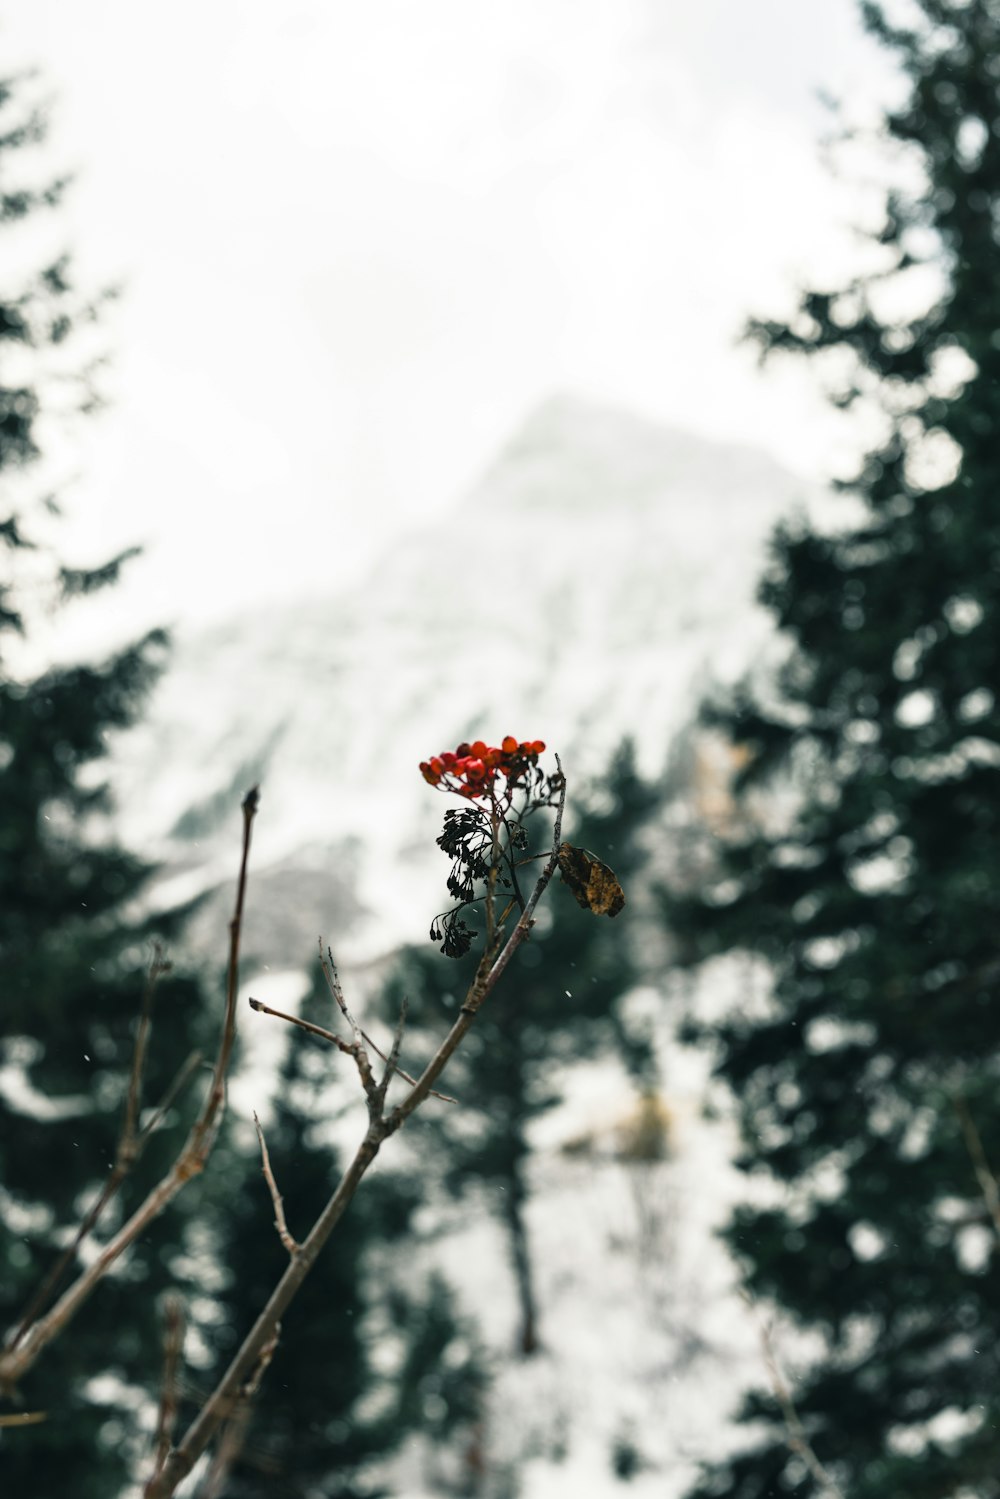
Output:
671 4 1000 1495
384 744 657 1357
0 67 208 1497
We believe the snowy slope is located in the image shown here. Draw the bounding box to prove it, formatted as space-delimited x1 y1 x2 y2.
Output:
109 395 815 1495
113 394 810 968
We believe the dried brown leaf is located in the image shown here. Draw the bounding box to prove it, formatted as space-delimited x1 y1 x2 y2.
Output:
557 842 625 918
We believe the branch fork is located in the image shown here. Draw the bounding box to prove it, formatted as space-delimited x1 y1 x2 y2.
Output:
144 765 566 1498
0 787 260 1395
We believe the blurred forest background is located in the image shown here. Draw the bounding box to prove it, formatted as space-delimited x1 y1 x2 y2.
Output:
5 1 1000 1497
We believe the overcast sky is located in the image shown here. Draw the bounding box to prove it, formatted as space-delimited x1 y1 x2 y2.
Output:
3 1 893 648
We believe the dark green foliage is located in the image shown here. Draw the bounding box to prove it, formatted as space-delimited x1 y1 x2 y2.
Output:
610 1429 645 1482
0 67 208 1497
384 745 657 1356
199 975 486 1497
669 4 1000 1496
1 57 491 1499
384 1274 487 1443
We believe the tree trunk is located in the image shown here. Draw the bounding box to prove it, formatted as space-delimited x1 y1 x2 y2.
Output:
501 1171 540 1356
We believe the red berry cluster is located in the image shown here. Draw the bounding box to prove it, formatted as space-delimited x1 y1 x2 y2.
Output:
420 736 546 799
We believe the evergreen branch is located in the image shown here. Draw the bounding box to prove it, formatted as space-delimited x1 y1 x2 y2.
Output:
0 788 260 1393
143 760 567 1498
253 1113 299 1256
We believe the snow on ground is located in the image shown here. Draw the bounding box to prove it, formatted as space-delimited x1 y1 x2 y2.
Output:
97 402 803 1491
224 955 774 1497
387 973 770 1496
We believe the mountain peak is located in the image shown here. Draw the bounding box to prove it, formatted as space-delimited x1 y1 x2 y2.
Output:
113 394 814 965
477 393 797 517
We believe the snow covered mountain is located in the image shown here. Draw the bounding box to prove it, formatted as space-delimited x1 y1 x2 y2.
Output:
109 394 816 1494
113 394 810 967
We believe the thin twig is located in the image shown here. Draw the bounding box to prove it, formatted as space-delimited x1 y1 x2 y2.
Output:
0 1411 47 1427
253 1113 298 1256
150 1294 186 1485
248 996 456 1104
0 788 260 1393
319 941 348 1017
138 1050 205 1141
248 996 353 1054
743 1291 845 1499
359 1022 446 1097
7 944 174 1351
501 814 528 912
145 767 567 1498
196 1325 281 1499
200 786 261 1142
321 943 376 1102
952 1094 1000 1243
320 944 359 1039
485 812 500 948
374 998 408 1110
123 942 172 1147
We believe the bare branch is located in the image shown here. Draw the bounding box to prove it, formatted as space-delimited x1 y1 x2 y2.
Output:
146 1135 383 1497
148 1294 186 1489
320 943 376 1102
0 788 260 1393
361 1021 456 1104
248 996 353 1055
248 997 457 1103
122 941 172 1150
321 943 362 1048
953 1094 1000 1243
374 998 408 1110
196 1325 281 1499
743 1291 845 1499
0 1410 47 1428
138 1050 204 1141
253 1113 298 1256
7 943 175 1352
319 941 348 1018
200 786 261 1143
145 768 568 1497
